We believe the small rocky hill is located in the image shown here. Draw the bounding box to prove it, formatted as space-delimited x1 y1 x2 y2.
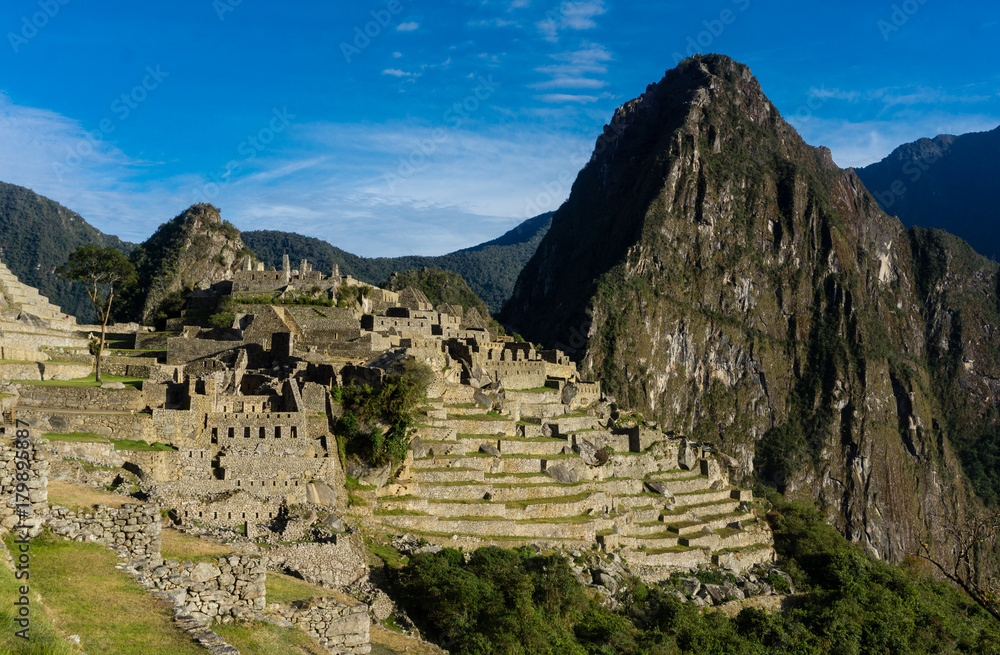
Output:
121 204 256 324
0 180 132 322
502 54 1000 565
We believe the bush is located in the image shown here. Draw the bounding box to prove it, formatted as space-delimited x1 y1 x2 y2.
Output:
337 359 433 468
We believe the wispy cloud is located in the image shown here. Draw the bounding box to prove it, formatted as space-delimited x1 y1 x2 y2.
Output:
383 69 417 77
396 21 419 32
537 0 605 41
469 18 520 28
536 93 599 103
532 43 612 97
0 92 187 242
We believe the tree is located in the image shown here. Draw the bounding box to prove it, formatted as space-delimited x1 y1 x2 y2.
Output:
918 507 1000 624
57 245 137 383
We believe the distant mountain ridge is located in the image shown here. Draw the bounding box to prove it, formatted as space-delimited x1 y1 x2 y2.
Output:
242 212 552 313
857 125 1000 260
0 181 133 322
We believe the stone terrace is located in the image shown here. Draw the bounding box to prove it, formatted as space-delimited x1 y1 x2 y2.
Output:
369 383 775 580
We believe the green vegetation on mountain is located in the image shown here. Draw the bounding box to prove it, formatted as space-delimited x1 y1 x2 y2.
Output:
0 181 132 322
393 495 1000 655
336 359 434 468
242 212 552 314
383 267 491 317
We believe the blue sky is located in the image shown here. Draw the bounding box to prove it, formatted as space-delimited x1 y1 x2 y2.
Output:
1 0 998 256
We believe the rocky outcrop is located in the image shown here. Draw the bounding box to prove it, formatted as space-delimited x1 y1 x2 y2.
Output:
503 55 995 564
124 204 255 323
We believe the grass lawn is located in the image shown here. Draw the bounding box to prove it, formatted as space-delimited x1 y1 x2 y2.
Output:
10 374 144 391
40 433 174 453
46 481 134 512
212 621 327 655
370 624 448 655
159 528 233 563
41 432 106 444
2 532 205 655
266 571 356 606
0 555 78 655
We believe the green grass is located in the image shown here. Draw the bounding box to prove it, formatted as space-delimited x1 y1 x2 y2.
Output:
448 413 505 421
504 492 592 509
515 514 595 525
374 508 428 517
265 572 347 606
159 528 233 563
0 554 78 655
40 433 175 452
347 493 369 507
345 476 375 491
3 532 206 654
112 440 176 452
41 432 106 443
365 538 407 569
10 373 145 391
212 621 328 655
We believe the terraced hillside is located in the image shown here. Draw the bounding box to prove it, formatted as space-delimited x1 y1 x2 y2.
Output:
367 382 774 581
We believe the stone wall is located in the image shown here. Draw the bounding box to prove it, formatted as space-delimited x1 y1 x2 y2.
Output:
279 599 371 655
0 435 49 532
35 411 155 442
218 453 335 482
142 554 267 624
208 411 310 454
167 337 256 366
264 539 368 589
15 386 146 412
47 502 161 560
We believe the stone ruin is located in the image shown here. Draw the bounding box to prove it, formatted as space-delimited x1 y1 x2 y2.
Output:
0 252 780 651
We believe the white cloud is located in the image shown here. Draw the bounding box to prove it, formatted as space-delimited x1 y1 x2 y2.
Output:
537 0 605 41
383 69 416 77
392 51 403 58
396 21 419 32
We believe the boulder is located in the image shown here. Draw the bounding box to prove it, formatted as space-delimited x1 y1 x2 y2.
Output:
473 390 495 411
479 443 500 458
546 464 579 484
100 382 127 390
561 383 579 406
678 440 698 470
573 438 600 466
644 481 675 503
190 562 221 584
305 481 338 506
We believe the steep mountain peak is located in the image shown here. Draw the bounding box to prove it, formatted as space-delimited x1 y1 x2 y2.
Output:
503 55 999 564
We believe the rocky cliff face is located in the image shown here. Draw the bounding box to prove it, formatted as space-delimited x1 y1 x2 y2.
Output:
503 55 1000 563
124 204 254 323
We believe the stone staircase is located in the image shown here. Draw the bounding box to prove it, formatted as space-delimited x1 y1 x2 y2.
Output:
0 259 79 331
370 383 776 579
